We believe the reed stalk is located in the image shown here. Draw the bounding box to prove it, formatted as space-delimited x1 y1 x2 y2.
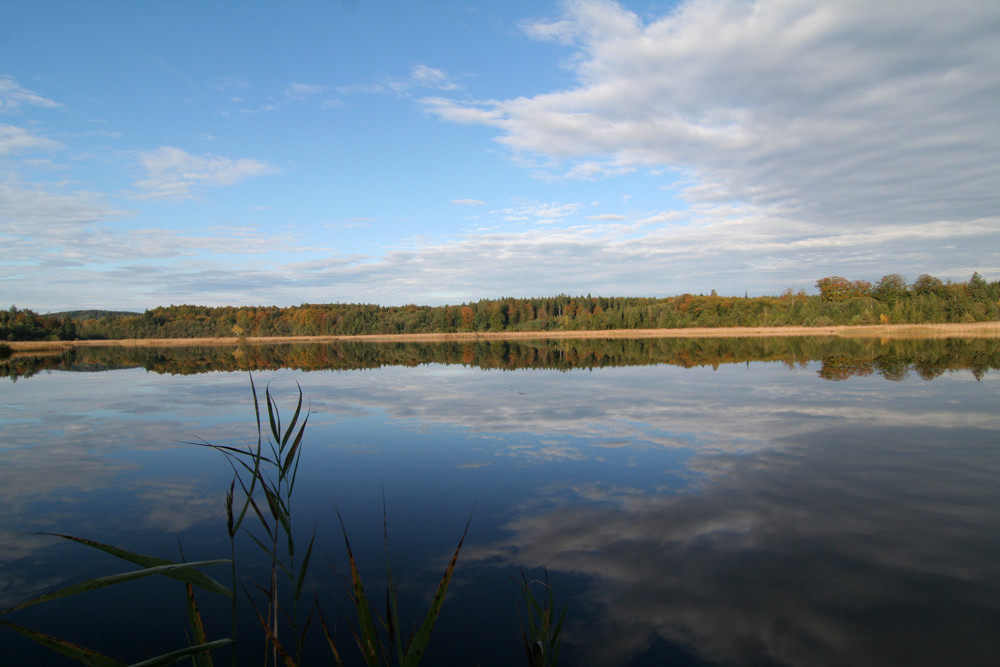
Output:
322 502 472 667
518 568 568 667
1 373 493 667
0 533 232 666
195 374 313 666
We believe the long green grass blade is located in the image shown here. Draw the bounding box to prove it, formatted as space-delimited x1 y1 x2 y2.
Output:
197 452 260 536
387 583 403 667
244 495 275 542
551 601 568 664
519 586 537 667
189 441 277 468
381 498 405 666
2 560 230 615
315 599 345 667
185 583 213 667
247 377 267 482
245 375 274 517
281 412 308 478
250 372 262 437
127 639 233 667
279 384 303 450
0 617 126 666
262 484 282 522
401 512 472 667
295 607 315 659
518 568 567 667
266 386 281 452
294 530 316 602
336 510 381 667
243 528 271 556
28 534 232 598
285 415 308 497
243 584 298 667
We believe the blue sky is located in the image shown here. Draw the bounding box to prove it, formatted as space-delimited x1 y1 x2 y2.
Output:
2 0 998 312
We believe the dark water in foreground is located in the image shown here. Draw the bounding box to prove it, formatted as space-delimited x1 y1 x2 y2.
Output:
1 337 998 665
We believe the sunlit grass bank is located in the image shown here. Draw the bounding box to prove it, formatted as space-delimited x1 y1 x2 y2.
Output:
7 321 1000 353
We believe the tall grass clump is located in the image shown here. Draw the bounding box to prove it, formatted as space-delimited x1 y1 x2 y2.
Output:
193 374 314 666
0 373 472 667
320 500 471 667
0 533 233 666
517 568 568 667
199 375 471 666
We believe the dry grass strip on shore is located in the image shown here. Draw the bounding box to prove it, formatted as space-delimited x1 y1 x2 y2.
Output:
7 321 1000 353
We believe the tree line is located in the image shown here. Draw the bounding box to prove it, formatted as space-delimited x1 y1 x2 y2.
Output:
3 272 998 342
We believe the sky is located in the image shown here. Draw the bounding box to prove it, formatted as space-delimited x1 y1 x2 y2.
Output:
2 0 998 312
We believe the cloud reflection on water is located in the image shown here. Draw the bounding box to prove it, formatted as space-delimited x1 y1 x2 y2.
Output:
464 423 1000 666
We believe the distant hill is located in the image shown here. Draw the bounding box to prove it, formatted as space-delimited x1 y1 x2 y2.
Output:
50 310 142 320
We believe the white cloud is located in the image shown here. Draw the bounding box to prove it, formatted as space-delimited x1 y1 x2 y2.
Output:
421 96 505 125
215 76 250 91
451 198 487 206
132 146 273 200
0 76 62 112
491 200 586 225
227 81 332 115
0 123 62 154
336 64 460 100
565 159 634 179
10 205 999 312
0 179 123 235
426 0 1000 226
282 82 327 102
410 64 458 90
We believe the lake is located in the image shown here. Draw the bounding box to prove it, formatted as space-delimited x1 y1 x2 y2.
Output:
1 336 999 665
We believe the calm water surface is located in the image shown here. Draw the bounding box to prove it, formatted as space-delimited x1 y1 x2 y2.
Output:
1 337 998 665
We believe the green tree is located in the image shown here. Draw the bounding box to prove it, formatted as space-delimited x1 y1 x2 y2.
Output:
911 274 944 296
816 276 854 302
872 274 908 304
967 271 989 300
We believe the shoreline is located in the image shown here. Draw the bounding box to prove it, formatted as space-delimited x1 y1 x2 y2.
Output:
6 322 1000 352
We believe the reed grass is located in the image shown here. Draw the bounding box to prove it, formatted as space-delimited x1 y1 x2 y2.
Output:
200 376 476 666
193 374 313 666
517 568 568 667
0 533 232 666
6 320 999 352
0 373 481 667
324 501 471 667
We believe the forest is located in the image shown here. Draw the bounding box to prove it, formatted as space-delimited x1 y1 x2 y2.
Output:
2 272 999 343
